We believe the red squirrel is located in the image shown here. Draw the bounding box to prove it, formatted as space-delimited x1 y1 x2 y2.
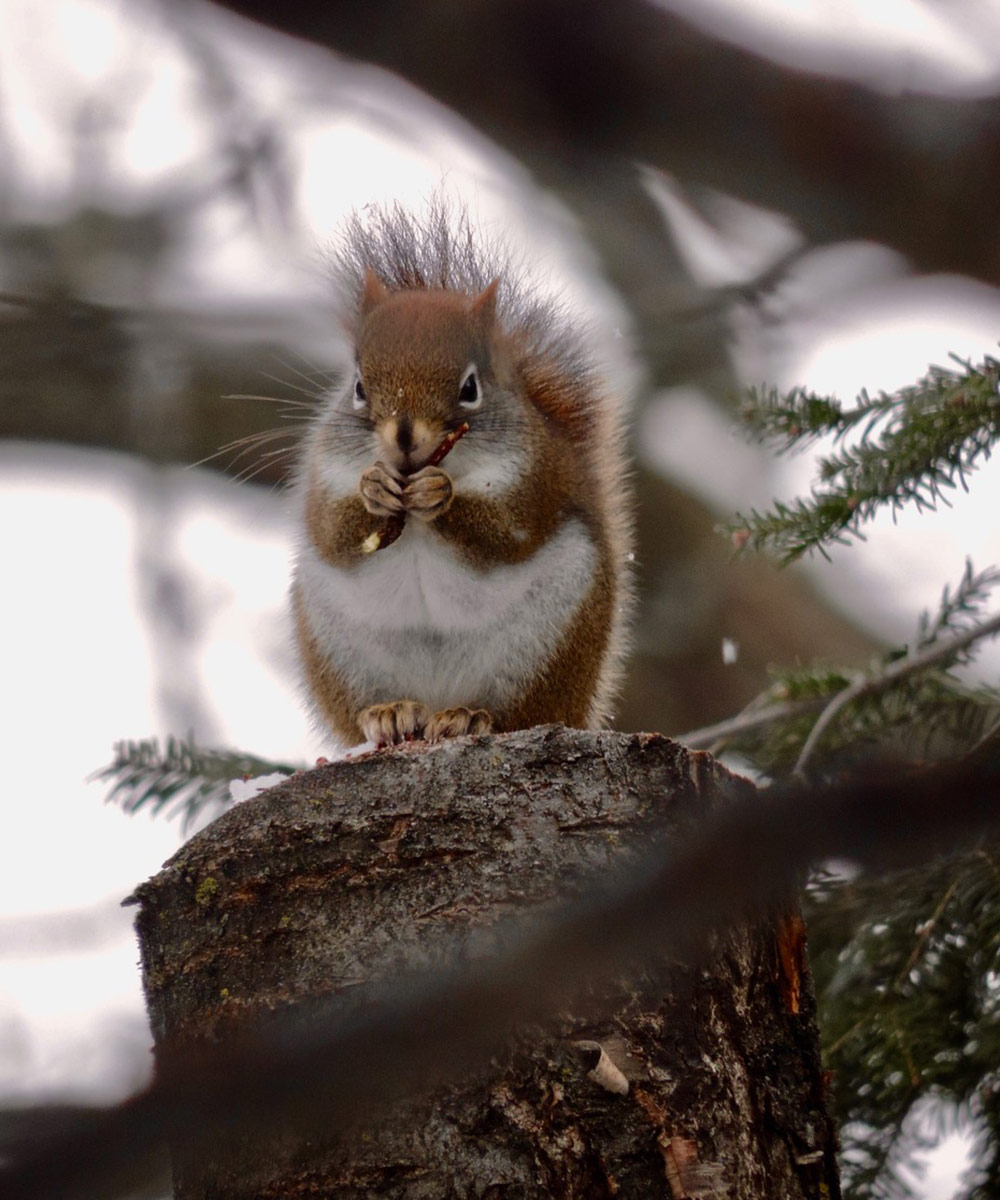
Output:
291 203 633 746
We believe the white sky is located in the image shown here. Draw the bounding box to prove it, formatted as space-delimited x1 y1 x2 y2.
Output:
2 1 999 1193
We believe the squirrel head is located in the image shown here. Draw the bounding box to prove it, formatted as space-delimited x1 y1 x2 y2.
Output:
351 272 511 472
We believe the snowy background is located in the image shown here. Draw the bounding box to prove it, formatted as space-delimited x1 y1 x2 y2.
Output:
2 1 1000 1195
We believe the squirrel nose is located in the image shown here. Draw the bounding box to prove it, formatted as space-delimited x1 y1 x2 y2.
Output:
395 416 415 454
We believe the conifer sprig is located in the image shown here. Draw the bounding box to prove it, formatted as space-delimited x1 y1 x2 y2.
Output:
680 561 1000 778
916 558 1000 651
95 736 297 829
806 841 1000 1199
720 352 1000 1199
730 354 1000 562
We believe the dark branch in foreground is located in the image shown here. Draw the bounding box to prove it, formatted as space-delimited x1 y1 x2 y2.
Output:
1 745 998 1200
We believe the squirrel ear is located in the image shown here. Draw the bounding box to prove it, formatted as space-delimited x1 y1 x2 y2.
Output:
360 268 389 317
470 278 500 333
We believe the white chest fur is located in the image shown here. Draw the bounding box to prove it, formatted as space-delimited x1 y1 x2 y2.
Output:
294 518 596 713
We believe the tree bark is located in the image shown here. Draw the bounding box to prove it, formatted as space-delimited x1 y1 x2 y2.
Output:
132 726 839 1198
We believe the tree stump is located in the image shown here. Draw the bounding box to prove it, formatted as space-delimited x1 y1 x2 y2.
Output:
131 726 840 1198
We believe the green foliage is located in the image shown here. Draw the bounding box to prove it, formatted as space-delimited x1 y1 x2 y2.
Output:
916 559 1000 654
805 845 1000 1200
728 354 1000 563
724 355 1000 1200
96 735 297 829
712 561 1000 779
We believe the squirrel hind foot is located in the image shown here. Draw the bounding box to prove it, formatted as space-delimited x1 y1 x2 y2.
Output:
425 706 493 743
360 700 431 747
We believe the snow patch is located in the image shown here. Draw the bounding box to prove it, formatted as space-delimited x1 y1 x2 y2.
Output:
228 772 292 803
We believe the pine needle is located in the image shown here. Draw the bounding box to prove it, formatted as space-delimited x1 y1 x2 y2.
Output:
94 736 299 830
726 354 1000 563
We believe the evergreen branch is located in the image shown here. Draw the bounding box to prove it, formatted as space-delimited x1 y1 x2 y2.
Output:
738 383 897 449
726 359 1000 1193
676 694 830 750
728 354 1000 562
806 836 1000 1200
793 610 1000 779
95 736 298 828
917 559 1000 650
682 563 1000 780
708 664 999 780
892 876 958 990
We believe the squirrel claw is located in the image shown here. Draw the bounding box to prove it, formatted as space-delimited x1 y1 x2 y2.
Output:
403 466 453 522
425 707 493 743
359 700 430 747
360 461 405 518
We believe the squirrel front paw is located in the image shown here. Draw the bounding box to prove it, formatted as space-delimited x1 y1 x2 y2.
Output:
403 466 453 522
425 706 493 742
359 700 430 747
359 461 405 518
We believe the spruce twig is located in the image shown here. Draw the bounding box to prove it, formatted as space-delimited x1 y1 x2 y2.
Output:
793 610 1000 779
678 694 829 750
727 354 1000 563
806 835 1000 1200
95 736 298 829
724 353 1000 1197
687 561 1000 779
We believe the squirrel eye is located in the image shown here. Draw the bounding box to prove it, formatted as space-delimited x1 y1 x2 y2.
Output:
352 376 367 410
458 366 481 410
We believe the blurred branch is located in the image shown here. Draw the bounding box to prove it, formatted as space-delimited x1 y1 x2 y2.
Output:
2 737 999 1200
969 714 1000 760
678 694 829 750
215 0 1000 288
793 610 1000 778
525 165 744 392
664 243 811 323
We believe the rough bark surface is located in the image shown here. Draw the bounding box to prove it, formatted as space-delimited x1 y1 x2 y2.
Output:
132 726 839 1199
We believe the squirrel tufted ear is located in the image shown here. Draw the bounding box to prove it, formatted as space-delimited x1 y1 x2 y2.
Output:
470 278 500 334
360 268 390 317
